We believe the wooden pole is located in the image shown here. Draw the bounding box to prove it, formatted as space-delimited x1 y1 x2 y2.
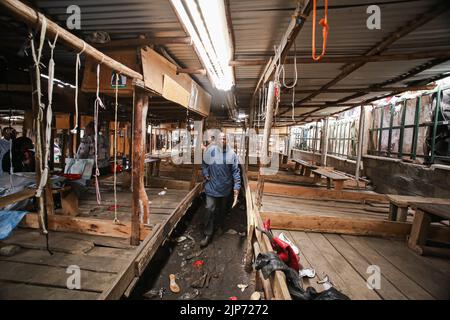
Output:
320 118 329 166
0 0 142 81
355 106 366 188
131 88 149 245
256 81 276 208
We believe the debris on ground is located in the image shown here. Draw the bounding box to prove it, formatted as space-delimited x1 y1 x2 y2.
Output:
185 250 203 260
299 268 316 278
158 190 167 196
229 296 238 300
179 289 199 300
237 283 248 292
142 289 160 300
176 236 187 243
250 292 261 300
0 245 20 257
225 229 237 235
193 259 204 268
190 272 208 289
317 274 333 290
169 274 180 293
238 231 246 237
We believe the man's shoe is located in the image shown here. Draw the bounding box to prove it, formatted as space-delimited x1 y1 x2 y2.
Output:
200 235 211 248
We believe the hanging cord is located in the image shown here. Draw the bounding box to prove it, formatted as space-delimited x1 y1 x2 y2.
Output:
37 32 58 200
94 63 105 204
71 42 86 133
8 108 14 188
30 13 48 235
312 0 329 61
113 72 119 224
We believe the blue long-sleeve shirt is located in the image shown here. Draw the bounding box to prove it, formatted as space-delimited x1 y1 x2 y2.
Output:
202 144 241 197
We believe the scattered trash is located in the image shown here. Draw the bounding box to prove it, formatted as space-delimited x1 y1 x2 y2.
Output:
177 252 184 257
186 235 195 242
229 296 238 300
107 204 120 211
176 236 187 243
193 260 204 268
164 187 168 190
279 232 299 255
158 190 167 196
0 245 20 257
237 284 248 292
299 268 316 279
250 292 261 300
186 250 203 260
159 287 166 299
181 260 187 268
191 272 208 288
169 274 181 293
317 274 333 290
238 231 246 237
225 229 238 235
142 289 160 300
180 289 199 300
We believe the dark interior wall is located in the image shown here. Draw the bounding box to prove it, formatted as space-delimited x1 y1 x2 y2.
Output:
363 155 450 198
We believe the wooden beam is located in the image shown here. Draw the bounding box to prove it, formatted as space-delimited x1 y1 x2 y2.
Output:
20 213 152 240
280 85 436 95
261 212 411 238
0 0 142 80
230 50 450 66
94 37 192 48
249 180 388 203
176 68 206 76
131 89 149 245
0 189 36 208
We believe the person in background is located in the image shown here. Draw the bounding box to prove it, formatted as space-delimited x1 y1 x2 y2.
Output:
2 136 35 173
77 121 110 176
200 133 241 247
0 127 17 175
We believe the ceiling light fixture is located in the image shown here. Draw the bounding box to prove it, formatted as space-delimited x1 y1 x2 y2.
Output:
171 0 234 91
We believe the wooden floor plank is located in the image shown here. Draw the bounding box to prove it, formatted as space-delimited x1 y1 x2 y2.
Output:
286 231 351 296
0 260 116 292
306 232 381 300
273 230 322 292
363 237 449 299
0 249 126 273
324 234 407 300
0 281 98 300
342 235 434 300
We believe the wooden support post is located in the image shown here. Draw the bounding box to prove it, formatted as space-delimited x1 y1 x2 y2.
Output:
320 118 329 166
256 81 276 208
355 106 365 187
131 88 149 245
408 209 431 252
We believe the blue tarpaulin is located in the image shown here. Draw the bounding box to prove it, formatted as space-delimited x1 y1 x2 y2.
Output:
0 210 27 240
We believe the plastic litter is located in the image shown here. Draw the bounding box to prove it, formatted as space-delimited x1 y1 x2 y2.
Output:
176 236 187 243
158 190 166 196
193 260 204 268
237 284 248 292
279 232 300 255
299 268 316 279
229 296 238 300
225 229 238 235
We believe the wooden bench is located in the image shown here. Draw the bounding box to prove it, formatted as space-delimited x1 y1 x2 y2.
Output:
311 169 349 192
408 203 450 258
145 157 162 178
292 159 318 177
387 194 450 222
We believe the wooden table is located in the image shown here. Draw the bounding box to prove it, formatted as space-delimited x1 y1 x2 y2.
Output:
311 169 349 191
408 203 450 258
145 157 162 178
387 194 450 222
292 159 318 177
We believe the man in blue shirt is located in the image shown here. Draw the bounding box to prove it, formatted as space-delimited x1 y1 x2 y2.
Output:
201 133 241 247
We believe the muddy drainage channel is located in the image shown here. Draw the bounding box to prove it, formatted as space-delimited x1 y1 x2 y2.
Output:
129 194 256 300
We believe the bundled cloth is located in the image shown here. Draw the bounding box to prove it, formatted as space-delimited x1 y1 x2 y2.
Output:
254 252 350 300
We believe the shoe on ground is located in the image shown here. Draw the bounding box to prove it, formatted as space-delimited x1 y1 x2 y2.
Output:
200 235 211 248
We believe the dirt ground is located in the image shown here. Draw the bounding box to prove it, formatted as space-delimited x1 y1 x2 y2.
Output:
132 195 256 300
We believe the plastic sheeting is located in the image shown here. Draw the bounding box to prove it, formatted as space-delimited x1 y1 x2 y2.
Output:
0 210 27 240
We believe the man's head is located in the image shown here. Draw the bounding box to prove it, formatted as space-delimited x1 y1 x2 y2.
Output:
2 127 17 140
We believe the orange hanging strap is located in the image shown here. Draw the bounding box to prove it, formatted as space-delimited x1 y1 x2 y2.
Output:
312 0 329 61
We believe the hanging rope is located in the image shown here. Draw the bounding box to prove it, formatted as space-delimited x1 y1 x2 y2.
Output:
30 13 48 235
312 0 329 61
113 72 119 224
94 63 105 204
71 42 86 133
